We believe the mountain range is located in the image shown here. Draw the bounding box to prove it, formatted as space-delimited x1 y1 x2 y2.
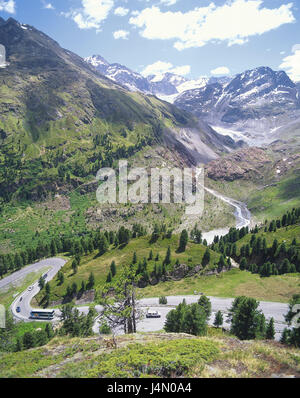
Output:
86 56 300 146
0 17 238 203
175 67 300 145
85 54 229 102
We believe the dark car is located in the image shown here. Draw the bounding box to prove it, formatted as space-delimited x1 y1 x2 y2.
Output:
16 307 21 313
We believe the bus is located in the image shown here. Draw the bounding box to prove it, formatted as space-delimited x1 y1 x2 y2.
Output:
30 309 55 320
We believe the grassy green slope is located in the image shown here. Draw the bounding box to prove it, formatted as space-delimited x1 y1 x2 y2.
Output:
32 223 300 305
140 269 300 303
0 19 198 204
1 333 299 378
206 143 300 223
34 234 220 305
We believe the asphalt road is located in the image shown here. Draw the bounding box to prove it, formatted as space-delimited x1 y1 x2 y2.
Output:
9 258 66 322
135 296 289 341
0 258 66 291
1 259 290 340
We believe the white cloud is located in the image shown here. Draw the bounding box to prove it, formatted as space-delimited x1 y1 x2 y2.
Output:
292 44 300 53
160 0 177 5
43 2 55 10
211 66 230 75
113 30 129 39
0 0 15 13
129 1 295 51
141 60 191 77
279 44 300 82
114 6 129 16
67 0 114 30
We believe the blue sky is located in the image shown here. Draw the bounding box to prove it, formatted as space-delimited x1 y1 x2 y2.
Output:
0 0 300 81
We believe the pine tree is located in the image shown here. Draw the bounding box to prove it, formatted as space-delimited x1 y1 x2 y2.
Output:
182 304 207 336
50 240 58 256
198 296 212 321
218 255 226 272
88 272 95 289
45 282 51 295
266 317 275 340
72 260 78 274
257 313 267 339
164 246 171 265
240 257 247 271
72 282 78 295
148 250 153 261
38 276 45 290
202 249 210 267
57 271 64 285
150 224 160 243
132 252 137 264
66 285 72 298
106 272 112 283
230 297 263 340
110 261 116 277
45 323 54 339
178 229 188 252
99 235 109 255
214 310 223 328
280 328 290 344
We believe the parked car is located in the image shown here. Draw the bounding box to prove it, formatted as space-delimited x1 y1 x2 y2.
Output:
19 297 22 302
42 274 48 279
16 307 21 313
146 310 161 318
28 286 33 291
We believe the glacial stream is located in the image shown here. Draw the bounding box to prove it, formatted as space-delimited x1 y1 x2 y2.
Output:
202 186 252 244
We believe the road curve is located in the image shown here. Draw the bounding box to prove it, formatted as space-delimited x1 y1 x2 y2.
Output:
0 258 66 291
1 258 289 341
8 258 67 322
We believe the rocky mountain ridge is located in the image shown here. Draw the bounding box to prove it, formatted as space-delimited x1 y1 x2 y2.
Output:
175 67 300 145
85 54 227 100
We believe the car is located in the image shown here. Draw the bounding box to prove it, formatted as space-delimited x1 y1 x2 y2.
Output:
146 310 161 318
19 297 22 302
28 286 33 291
42 274 48 279
16 307 21 313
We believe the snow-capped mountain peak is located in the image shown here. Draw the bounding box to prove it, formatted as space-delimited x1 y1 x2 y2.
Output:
85 55 209 98
85 55 109 68
174 67 300 145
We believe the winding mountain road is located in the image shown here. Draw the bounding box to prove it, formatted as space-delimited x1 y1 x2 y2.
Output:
0 191 288 340
9 258 66 322
0 256 289 341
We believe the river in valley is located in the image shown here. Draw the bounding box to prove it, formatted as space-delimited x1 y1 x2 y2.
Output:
202 186 252 244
